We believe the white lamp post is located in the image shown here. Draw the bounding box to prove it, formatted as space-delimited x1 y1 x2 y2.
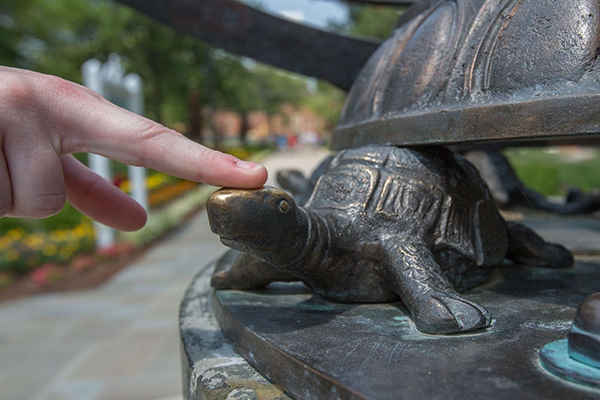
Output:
82 55 147 249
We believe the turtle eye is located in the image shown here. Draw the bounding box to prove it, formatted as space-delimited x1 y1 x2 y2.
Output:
278 199 290 213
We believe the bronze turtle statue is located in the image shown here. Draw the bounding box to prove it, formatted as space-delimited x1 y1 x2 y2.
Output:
207 145 573 334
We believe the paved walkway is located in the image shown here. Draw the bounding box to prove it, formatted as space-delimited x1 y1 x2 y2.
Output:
0 148 329 400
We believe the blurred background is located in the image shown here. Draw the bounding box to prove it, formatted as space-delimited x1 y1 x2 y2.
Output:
0 1 599 398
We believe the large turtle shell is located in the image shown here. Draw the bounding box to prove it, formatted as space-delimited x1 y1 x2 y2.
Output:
332 0 600 149
306 146 507 267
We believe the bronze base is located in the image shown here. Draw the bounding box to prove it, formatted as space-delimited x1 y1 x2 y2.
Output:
211 260 600 399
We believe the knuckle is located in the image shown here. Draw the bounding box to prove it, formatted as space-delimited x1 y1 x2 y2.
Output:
41 76 94 116
133 121 182 165
0 72 90 135
19 192 66 218
137 120 183 142
135 119 165 141
200 148 223 165
0 76 36 114
41 74 81 98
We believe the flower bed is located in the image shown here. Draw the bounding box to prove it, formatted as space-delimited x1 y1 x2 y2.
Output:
0 223 95 273
117 172 199 209
0 241 144 302
117 172 172 194
0 179 198 288
148 180 199 208
0 147 271 295
0 222 97 288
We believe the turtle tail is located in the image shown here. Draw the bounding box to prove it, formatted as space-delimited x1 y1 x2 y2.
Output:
505 222 573 268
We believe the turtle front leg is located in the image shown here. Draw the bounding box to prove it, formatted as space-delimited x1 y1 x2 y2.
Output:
383 240 491 334
211 251 298 290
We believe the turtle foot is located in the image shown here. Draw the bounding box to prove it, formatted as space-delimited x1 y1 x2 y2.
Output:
412 293 491 334
210 265 267 290
506 222 573 268
210 251 265 290
211 250 237 289
211 265 250 290
210 270 232 289
211 251 298 290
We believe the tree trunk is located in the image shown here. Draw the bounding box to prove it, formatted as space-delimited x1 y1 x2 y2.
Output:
208 109 223 151
239 112 250 145
147 25 165 123
212 123 223 151
187 89 203 142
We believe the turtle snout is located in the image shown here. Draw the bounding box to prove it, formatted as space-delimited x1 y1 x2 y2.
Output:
206 187 300 249
206 188 247 235
207 186 294 235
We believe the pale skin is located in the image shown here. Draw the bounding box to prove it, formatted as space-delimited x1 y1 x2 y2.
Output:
0 66 268 231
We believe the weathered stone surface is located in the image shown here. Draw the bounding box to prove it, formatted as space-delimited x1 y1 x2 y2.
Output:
179 261 290 400
520 216 600 255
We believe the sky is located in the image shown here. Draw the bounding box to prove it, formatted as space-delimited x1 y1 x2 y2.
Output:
241 0 349 29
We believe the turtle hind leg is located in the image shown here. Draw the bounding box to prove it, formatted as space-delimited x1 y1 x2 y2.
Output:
505 222 573 268
384 241 491 334
211 251 298 290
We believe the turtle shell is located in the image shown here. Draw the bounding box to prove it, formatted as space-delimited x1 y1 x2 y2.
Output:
332 0 600 149
306 146 507 266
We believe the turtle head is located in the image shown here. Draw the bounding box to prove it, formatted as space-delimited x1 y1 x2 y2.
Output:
207 187 307 257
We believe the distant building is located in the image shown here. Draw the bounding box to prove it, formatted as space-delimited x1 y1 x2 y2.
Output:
201 105 329 143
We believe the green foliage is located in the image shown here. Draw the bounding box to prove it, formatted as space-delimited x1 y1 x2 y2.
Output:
0 0 344 239
331 5 405 40
302 81 345 130
0 203 87 234
505 148 600 196
0 0 329 131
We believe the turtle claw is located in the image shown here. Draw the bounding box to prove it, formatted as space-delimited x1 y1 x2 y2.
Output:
412 294 491 334
211 250 239 289
210 269 232 289
210 260 264 290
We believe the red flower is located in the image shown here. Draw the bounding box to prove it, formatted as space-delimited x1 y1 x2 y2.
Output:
30 264 62 286
71 255 96 272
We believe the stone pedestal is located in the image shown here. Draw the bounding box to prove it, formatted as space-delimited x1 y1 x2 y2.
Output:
179 262 291 400
180 218 600 399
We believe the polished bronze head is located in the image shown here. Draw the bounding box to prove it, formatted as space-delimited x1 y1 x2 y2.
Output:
206 187 306 255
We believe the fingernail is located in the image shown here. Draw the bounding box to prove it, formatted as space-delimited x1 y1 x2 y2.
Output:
236 160 263 171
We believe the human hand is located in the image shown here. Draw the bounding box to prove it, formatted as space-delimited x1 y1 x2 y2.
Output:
0 66 268 231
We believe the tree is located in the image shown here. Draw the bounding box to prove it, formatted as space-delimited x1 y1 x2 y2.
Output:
331 5 405 41
214 55 315 144
302 80 345 132
0 0 202 125
0 0 346 145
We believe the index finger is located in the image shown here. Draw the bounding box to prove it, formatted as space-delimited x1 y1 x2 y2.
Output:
40 74 268 188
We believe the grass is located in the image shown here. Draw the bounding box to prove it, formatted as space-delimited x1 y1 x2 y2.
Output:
505 147 600 196
0 203 85 233
119 185 217 247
